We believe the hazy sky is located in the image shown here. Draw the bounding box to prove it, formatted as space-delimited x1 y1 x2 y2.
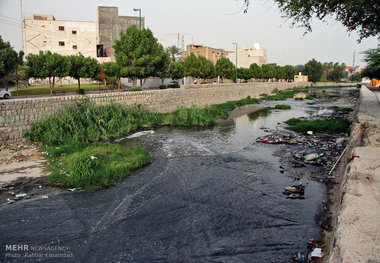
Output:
0 0 378 66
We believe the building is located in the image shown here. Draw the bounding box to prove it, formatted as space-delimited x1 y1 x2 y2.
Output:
227 44 267 68
23 6 144 62
294 73 308 82
180 44 228 64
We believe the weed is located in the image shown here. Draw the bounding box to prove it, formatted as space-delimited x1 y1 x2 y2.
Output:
285 118 351 134
274 104 291 110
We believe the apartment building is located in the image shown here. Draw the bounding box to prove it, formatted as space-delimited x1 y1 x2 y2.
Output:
23 6 144 62
180 44 228 64
227 45 267 68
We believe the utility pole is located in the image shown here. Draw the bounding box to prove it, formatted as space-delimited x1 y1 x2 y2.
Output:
20 0 24 52
232 42 238 83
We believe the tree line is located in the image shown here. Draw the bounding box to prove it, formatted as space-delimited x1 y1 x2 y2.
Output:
1 30 379 95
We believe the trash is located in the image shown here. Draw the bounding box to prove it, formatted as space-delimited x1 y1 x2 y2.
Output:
41 195 49 199
336 137 345 145
310 248 323 258
292 161 305 167
307 131 313 135
15 193 27 198
304 153 319 161
293 252 307 262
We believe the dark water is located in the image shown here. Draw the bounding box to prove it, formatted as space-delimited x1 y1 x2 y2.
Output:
0 95 355 263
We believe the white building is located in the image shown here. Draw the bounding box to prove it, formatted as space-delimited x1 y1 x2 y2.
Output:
227 43 267 68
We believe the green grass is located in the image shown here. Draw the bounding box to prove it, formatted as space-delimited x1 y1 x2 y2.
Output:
328 106 354 112
274 104 291 110
11 84 115 96
129 88 142 91
305 95 315 100
213 96 260 111
261 88 309 101
45 143 151 188
285 118 351 134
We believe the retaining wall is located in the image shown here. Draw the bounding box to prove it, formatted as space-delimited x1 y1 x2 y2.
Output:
0 81 341 144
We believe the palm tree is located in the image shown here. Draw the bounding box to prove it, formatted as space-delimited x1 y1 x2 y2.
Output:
166 45 180 62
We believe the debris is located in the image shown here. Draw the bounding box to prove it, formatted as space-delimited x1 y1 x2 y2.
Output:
307 131 313 135
304 153 319 162
15 193 26 198
292 161 305 167
41 195 49 199
310 248 324 258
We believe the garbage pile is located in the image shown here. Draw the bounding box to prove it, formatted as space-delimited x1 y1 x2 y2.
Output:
257 131 346 170
293 238 324 262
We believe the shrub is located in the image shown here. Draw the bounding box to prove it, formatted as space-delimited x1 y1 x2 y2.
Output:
285 118 351 134
77 89 85 95
159 85 167 89
274 104 291 110
295 97 304 100
129 88 142 91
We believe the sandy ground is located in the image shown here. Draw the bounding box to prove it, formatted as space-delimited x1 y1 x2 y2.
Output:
327 86 380 263
0 144 64 205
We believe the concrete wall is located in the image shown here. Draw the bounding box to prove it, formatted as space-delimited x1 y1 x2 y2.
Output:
1 82 310 144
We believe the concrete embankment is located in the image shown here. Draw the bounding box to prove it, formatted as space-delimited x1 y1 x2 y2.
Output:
326 86 380 262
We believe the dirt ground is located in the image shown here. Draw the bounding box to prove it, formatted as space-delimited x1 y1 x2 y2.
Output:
0 144 64 205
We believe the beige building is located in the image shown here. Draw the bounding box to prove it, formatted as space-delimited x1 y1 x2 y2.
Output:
227 45 267 68
180 44 228 64
294 74 308 82
23 7 144 62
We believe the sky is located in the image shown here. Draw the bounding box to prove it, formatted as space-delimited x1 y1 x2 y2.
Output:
0 0 378 67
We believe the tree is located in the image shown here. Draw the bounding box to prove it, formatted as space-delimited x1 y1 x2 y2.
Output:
155 50 171 85
283 65 297 81
26 51 70 95
166 45 180 62
237 67 253 82
101 62 122 89
216 57 235 82
261 64 275 81
274 65 285 81
0 36 19 90
198 55 216 82
243 0 380 41
249 63 263 80
68 54 100 91
328 63 347 82
113 25 168 88
303 59 323 82
361 46 380 80
167 61 184 81
183 53 200 78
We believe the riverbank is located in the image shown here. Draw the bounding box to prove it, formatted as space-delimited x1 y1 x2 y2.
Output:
324 85 380 262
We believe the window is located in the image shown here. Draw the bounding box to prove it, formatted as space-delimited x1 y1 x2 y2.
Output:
59 41 65 46
58 26 64 31
72 45 77 50
72 30 77 35
97 44 106 57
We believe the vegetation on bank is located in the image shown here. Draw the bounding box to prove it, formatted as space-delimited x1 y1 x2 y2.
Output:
328 106 354 112
44 143 150 188
274 104 291 109
285 118 351 134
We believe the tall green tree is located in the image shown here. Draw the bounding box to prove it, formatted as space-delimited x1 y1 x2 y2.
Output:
243 0 380 41
274 65 285 81
113 25 168 88
166 45 180 62
283 65 297 81
26 51 70 95
198 56 216 82
183 53 200 78
68 54 100 91
261 64 275 81
328 63 347 82
101 62 122 89
0 36 19 90
237 67 253 82
167 61 184 81
361 46 380 80
303 59 323 82
249 63 263 79
155 50 171 85
215 57 235 82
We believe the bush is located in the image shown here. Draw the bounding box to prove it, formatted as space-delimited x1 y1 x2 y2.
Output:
274 104 291 110
159 85 167 89
106 76 117 86
285 118 351 134
305 95 315 100
169 83 180 89
129 88 142 91
77 89 85 95
295 97 304 100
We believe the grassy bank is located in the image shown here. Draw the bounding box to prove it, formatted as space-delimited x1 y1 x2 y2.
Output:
11 84 115 96
27 101 227 188
285 118 351 134
44 143 150 188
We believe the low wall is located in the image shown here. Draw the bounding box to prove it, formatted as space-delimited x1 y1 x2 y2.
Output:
0 81 320 143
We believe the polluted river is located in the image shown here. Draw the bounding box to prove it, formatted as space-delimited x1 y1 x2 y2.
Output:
0 88 358 262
